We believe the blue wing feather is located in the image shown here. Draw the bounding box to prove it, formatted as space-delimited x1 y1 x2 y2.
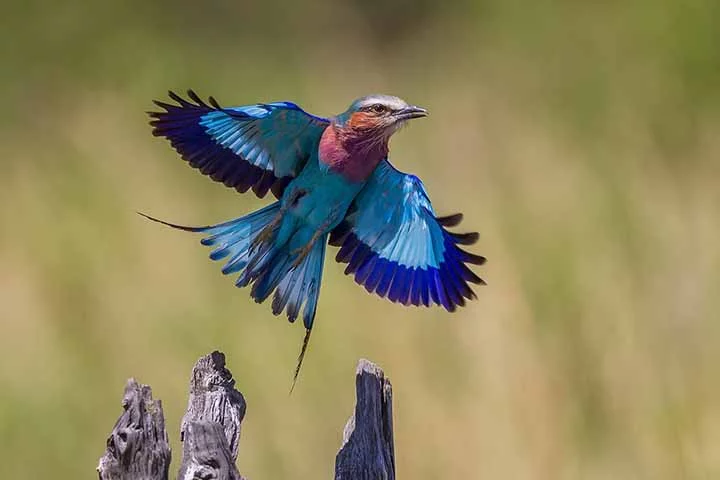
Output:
330 159 486 311
149 90 329 199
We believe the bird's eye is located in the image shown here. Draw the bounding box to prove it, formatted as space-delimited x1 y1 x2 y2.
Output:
370 104 387 114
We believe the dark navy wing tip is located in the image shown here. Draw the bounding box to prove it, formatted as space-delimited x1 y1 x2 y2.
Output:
150 100 176 112
333 231 485 310
437 213 463 227
444 302 457 313
463 251 487 265
153 90 219 112
451 231 480 245
208 96 221 109
186 89 208 107
167 90 190 106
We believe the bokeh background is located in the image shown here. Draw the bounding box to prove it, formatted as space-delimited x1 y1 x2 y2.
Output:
1 0 719 478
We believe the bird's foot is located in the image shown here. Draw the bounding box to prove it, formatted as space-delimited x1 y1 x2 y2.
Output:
251 226 273 250
291 243 314 268
250 213 283 251
290 227 327 268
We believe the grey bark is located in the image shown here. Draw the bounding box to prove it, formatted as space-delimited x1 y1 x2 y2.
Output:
97 379 171 480
335 359 395 480
99 353 396 480
177 351 246 480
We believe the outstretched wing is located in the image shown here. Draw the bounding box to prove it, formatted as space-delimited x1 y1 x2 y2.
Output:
149 90 329 199
329 159 486 312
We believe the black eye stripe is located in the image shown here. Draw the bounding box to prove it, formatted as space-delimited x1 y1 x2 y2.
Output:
363 104 388 113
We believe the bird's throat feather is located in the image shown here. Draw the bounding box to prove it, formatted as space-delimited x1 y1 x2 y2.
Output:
318 122 388 183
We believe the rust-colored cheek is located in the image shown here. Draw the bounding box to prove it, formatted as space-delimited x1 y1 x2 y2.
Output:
348 112 382 130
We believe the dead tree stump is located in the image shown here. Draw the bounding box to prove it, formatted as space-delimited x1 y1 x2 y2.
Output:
335 359 395 480
97 380 171 480
177 351 245 480
98 353 394 480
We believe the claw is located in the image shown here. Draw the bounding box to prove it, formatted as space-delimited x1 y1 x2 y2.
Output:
250 211 284 251
251 224 274 251
290 225 328 268
291 244 313 268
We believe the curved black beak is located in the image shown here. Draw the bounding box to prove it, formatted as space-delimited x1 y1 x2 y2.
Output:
394 105 428 121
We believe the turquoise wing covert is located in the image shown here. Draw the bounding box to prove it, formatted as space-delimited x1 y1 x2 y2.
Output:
149 90 329 199
329 159 486 311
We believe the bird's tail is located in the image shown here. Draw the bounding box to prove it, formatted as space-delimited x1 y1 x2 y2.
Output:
139 202 326 388
259 235 326 391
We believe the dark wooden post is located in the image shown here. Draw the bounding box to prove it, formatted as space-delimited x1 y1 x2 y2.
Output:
335 359 395 480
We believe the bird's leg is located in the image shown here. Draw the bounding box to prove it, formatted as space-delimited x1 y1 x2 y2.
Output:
250 189 306 251
290 217 332 268
250 211 284 251
290 230 324 268
290 208 334 268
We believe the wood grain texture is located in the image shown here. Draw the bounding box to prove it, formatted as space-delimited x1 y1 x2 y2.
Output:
177 351 247 480
98 353 396 480
335 359 395 480
97 379 171 480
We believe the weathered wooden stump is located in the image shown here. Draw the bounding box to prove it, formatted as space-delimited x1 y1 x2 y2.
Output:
177 351 246 480
335 359 395 480
97 380 171 480
98 352 394 480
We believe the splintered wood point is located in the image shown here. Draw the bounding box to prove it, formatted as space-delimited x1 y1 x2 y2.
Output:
335 359 395 480
97 379 171 480
177 351 247 480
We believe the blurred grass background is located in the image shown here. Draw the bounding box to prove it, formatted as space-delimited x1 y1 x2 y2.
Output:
1 0 719 478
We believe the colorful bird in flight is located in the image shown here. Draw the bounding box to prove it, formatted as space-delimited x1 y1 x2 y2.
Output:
144 90 486 386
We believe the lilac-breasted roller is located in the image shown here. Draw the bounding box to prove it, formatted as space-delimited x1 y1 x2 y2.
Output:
144 90 486 385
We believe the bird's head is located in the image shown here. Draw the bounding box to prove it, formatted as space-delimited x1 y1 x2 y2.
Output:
336 94 428 138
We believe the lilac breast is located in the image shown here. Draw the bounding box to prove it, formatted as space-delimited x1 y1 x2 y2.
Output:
318 125 388 183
